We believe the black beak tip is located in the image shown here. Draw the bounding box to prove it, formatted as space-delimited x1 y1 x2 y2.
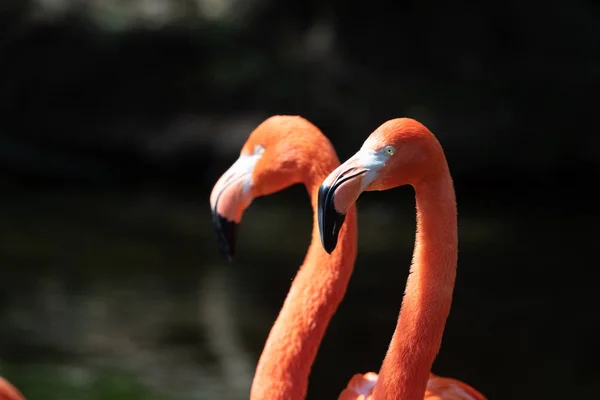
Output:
211 209 239 261
318 183 346 254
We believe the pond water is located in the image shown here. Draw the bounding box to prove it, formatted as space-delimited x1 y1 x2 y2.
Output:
0 187 590 399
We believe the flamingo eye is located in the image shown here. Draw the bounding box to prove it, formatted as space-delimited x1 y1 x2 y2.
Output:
254 145 265 155
383 145 395 156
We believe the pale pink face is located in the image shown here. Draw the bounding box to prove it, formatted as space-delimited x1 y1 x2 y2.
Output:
318 118 442 253
209 144 265 226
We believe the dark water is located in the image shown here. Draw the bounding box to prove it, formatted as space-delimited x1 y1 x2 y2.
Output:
0 187 592 399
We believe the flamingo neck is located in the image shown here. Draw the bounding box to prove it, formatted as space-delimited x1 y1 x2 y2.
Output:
250 171 358 400
372 170 458 400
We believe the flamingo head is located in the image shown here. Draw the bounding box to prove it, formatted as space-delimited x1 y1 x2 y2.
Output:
210 115 336 260
318 118 445 253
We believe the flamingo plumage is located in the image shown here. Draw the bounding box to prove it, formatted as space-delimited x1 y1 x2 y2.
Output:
210 115 358 399
318 118 486 400
338 373 485 400
0 377 24 400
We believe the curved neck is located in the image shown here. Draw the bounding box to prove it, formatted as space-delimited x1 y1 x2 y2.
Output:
250 170 358 400
372 171 458 400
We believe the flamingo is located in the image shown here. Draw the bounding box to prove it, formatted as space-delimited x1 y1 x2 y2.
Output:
318 118 486 400
0 377 24 400
210 115 358 400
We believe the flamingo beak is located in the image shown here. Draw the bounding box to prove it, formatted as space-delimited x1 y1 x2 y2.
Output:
209 154 260 260
318 148 388 253
318 156 368 254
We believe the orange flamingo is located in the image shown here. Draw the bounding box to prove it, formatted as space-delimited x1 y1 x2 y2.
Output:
318 118 486 400
210 115 358 399
0 377 24 400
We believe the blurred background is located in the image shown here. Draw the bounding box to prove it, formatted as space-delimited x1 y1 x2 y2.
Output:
0 0 597 399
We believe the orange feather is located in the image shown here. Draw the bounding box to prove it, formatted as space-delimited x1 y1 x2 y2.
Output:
0 377 24 400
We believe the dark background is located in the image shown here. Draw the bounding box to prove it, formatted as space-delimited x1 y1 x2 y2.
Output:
0 1 597 399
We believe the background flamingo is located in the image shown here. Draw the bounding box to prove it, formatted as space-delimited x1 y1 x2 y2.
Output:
0 377 24 400
318 118 486 400
210 115 358 399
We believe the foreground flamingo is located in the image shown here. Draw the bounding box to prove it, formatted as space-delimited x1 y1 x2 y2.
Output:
210 115 358 399
318 118 486 400
0 377 24 400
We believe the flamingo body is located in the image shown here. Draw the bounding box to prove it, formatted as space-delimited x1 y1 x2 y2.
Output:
0 377 24 400
339 373 485 400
